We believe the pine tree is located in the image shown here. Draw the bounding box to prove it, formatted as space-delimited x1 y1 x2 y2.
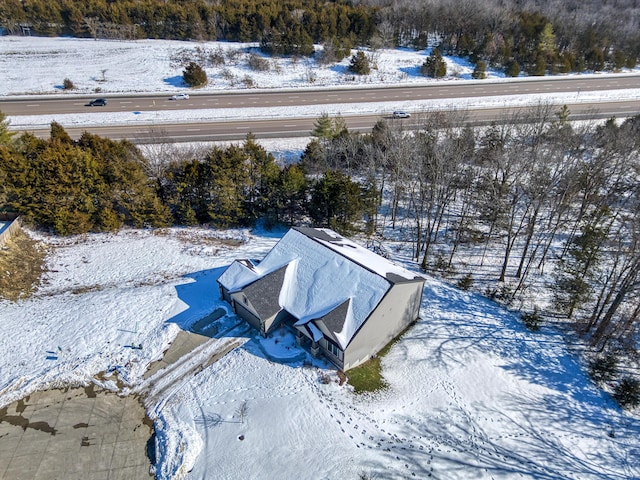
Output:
183 62 208 87
275 164 307 225
348 51 370 75
420 48 446 78
312 113 334 139
308 170 366 233
472 60 487 79
0 111 16 146
506 60 521 77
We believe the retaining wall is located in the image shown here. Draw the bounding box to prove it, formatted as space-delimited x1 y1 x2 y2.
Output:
0 216 22 248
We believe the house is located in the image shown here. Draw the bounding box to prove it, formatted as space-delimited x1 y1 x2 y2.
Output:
217 227 425 371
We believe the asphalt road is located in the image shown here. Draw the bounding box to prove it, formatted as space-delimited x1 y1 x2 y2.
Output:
1 74 639 142
8 99 639 143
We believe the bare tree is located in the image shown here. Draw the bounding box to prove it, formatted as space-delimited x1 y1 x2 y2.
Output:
235 401 249 424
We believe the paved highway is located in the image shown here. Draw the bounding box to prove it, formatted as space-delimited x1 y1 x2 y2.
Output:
11 100 640 144
1 74 639 142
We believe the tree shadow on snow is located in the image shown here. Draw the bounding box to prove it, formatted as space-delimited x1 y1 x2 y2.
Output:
399 65 423 78
410 279 615 408
163 75 185 88
356 397 638 480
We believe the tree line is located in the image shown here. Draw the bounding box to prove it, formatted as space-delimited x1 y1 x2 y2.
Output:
365 0 640 74
0 116 374 236
0 0 375 48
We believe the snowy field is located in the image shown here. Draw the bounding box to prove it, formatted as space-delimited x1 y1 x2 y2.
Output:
0 227 638 479
2 36 640 132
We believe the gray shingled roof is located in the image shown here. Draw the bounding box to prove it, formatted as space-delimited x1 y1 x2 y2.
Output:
242 265 287 320
317 299 351 344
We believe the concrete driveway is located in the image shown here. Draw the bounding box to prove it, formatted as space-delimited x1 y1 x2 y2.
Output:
0 386 152 480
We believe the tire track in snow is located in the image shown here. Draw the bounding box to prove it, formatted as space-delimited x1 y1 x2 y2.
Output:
137 326 251 412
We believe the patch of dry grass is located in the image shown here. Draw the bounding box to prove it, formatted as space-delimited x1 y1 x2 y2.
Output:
0 228 48 301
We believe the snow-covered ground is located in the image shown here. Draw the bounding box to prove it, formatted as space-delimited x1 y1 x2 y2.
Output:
0 227 637 479
1 36 639 479
2 36 640 133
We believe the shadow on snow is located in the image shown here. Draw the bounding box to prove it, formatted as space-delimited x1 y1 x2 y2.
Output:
165 263 328 371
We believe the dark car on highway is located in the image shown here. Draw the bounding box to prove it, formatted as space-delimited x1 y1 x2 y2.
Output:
88 98 107 106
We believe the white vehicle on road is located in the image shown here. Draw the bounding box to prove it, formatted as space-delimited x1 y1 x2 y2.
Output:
170 93 190 100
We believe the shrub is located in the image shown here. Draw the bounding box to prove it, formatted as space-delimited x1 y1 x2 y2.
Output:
208 47 226 66
613 377 640 409
183 62 207 87
247 53 270 71
242 75 255 88
588 353 618 383
63 78 75 90
521 307 542 331
457 273 473 290
348 51 370 75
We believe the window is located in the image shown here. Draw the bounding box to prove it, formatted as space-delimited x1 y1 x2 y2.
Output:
326 339 341 357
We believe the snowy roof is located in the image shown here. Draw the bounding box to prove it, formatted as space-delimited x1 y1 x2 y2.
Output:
218 228 424 349
293 227 422 283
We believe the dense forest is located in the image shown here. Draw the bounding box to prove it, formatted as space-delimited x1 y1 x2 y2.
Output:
1 0 639 75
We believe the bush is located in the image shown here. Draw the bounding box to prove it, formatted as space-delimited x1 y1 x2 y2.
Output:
521 307 542 331
457 273 473 290
588 353 618 383
183 62 207 87
348 51 370 75
247 53 270 72
242 75 255 88
208 47 226 66
613 377 640 409
63 78 75 90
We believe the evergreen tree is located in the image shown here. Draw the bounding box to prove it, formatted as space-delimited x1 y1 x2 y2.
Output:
421 48 447 78
348 51 370 75
183 62 208 87
472 60 487 79
274 164 307 225
311 113 349 140
312 113 334 139
553 218 608 319
242 134 280 223
308 170 368 233
0 110 16 146
205 145 250 227
506 60 521 77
